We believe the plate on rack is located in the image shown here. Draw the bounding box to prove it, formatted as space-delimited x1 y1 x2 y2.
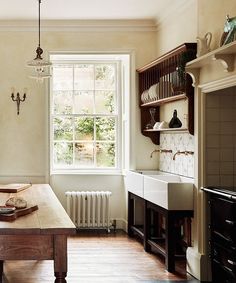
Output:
148 84 158 101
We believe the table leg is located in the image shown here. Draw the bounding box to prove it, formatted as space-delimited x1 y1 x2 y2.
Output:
0 261 3 283
54 235 67 283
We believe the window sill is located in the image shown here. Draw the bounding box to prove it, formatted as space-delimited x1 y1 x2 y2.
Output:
50 169 124 176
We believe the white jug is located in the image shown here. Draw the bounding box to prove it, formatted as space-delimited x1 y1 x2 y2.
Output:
196 32 212 57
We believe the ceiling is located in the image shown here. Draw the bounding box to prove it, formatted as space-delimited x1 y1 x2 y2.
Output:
0 0 186 22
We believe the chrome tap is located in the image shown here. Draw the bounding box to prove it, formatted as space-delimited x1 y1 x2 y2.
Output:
173 150 194 160
150 149 173 158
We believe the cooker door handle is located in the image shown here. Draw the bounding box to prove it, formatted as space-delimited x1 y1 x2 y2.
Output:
228 259 236 266
225 219 236 226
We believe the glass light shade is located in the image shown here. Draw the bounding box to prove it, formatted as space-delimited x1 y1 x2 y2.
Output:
27 57 52 82
29 68 51 83
27 57 52 68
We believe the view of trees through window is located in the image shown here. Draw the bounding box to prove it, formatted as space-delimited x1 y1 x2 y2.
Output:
51 62 118 170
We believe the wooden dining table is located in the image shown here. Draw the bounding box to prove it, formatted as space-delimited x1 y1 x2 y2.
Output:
0 184 76 283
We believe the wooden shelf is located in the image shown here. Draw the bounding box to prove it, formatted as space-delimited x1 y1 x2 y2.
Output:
141 94 187 107
186 40 236 72
137 43 196 144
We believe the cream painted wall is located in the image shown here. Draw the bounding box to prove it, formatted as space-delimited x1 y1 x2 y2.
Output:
156 0 198 57
0 28 157 226
198 0 236 50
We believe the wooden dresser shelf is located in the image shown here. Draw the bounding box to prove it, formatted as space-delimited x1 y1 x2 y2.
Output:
143 128 188 133
141 94 187 107
137 43 196 144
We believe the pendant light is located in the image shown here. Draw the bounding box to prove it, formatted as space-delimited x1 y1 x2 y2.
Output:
27 0 51 82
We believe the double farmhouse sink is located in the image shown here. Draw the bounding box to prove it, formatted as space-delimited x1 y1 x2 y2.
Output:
126 170 194 210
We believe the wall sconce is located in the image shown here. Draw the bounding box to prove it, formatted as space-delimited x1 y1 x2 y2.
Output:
11 88 27 115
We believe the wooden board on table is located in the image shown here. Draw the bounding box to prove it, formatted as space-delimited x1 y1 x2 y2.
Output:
0 183 32 193
0 205 38 222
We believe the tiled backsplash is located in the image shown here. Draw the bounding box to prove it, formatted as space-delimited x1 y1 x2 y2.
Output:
159 133 194 177
205 87 236 188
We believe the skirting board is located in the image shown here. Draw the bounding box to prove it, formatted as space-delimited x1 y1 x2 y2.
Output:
186 247 211 281
111 218 127 232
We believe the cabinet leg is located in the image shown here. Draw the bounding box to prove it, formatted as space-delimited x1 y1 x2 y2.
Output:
165 213 175 272
128 192 134 237
0 261 3 283
144 203 151 252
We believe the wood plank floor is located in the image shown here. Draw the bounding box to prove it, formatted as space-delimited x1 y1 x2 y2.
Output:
2 230 199 283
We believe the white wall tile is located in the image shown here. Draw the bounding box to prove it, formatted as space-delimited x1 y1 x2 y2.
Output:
159 133 194 177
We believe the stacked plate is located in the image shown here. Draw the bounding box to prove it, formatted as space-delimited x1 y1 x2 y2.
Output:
141 89 149 103
148 83 159 101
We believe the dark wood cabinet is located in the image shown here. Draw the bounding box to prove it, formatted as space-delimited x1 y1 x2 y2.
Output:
203 187 236 283
128 192 193 272
137 43 197 145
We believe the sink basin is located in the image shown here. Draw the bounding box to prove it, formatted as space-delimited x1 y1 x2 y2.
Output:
126 170 193 210
133 170 168 175
147 174 193 183
144 174 193 210
125 170 167 198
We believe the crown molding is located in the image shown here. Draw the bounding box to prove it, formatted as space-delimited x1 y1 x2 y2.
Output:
0 19 157 32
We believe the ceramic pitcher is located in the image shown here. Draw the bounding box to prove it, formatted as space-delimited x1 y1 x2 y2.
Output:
196 32 212 57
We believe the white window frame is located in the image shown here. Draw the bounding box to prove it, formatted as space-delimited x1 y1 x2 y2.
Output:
49 53 130 175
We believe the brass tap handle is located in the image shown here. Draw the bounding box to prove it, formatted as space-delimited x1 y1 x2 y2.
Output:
173 150 194 160
150 149 172 158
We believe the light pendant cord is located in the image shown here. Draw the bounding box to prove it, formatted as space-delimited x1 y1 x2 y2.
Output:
38 0 41 47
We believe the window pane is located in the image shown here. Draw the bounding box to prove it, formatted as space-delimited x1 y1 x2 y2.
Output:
96 117 115 141
95 64 115 90
53 66 73 91
74 64 94 90
54 142 73 166
96 142 115 167
74 91 94 114
53 91 73 114
53 117 73 140
75 142 94 167
75 117 94 140
95 91 115 114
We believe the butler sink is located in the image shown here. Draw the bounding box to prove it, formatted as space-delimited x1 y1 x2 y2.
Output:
126 170 193 210
126 170 168 198
143 174 193 210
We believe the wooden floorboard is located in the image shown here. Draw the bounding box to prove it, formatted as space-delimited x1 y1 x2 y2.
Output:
2 230 199 283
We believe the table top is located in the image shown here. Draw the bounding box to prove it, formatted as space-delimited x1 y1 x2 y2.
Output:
0 184 76 235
